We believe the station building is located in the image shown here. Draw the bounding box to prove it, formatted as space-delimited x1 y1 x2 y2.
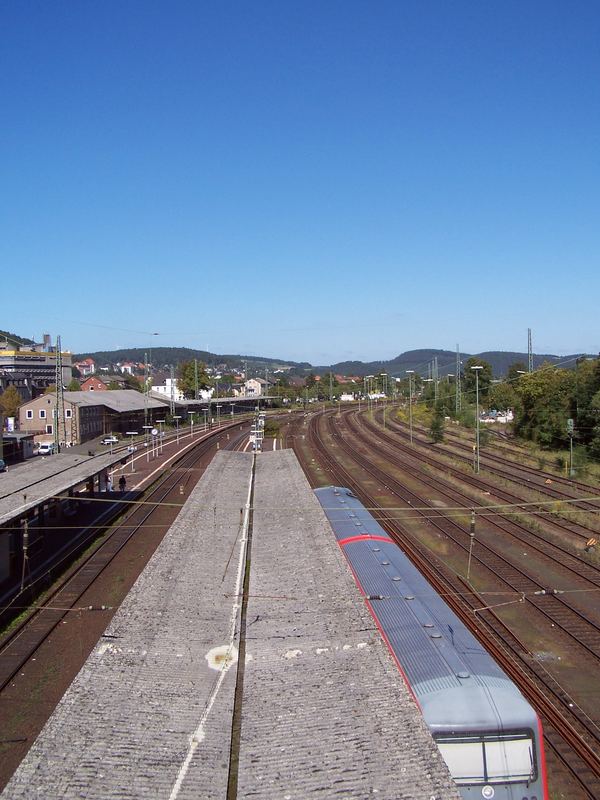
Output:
18 390 169 446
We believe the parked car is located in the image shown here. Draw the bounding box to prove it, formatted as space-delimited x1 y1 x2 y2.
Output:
0 458 6 472
101 435 119 445
38 443 56 455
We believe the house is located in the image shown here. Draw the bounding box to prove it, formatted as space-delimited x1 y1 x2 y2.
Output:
118 362 137 375
74 357 96 376
243 378 274 397
151 378 185 402
80 376 109 391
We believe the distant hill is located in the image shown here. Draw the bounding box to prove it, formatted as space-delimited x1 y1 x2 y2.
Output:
73 347 310 373
322 349 589 378
0 330 35 348
10 334 588 379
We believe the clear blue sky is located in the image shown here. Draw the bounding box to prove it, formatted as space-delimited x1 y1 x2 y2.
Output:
1 1 598 365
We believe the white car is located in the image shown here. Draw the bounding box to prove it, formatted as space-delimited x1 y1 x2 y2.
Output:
101 435 119 445
38 443 56 455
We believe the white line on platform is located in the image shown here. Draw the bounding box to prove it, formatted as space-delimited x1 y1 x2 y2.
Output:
168 460 254 799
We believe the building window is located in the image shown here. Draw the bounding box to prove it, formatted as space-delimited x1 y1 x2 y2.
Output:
26 410 33 419
46 424 53 434
39 409 46 419
66 409 72 418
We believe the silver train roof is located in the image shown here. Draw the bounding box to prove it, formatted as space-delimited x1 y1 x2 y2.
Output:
315 486 537 731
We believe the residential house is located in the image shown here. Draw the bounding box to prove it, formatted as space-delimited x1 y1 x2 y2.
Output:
80 376 109 391
74 357 96 376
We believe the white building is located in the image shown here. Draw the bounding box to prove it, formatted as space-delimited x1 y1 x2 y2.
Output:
151 378 185 402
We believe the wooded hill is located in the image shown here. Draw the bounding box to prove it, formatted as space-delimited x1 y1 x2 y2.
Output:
323 349 588 378
73 347 310 373
36 340 593 380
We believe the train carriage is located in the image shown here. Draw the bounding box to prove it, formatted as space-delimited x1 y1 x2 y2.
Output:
315 486 548 800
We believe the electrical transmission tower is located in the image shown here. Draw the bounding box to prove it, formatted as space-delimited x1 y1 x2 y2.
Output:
455 344 461 413
54 335 66 452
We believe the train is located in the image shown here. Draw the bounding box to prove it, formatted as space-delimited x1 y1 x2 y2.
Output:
314 486 549 800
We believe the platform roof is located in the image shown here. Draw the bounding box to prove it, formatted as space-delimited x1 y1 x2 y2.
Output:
0 452 128 527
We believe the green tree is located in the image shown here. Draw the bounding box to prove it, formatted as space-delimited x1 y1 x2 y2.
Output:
429 408 445 443
177 360 210 399
0 385 22 418
462 358 493 401
488 382 517 411
122 374 143 392
507 361 527 383
304 373 317 390
513 366 575 448
67 379 81 391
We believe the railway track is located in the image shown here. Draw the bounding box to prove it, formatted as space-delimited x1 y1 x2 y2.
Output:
335 410 600 667
0 426 248 695
289 408 600 799
371 407 600 547
384 408 600 515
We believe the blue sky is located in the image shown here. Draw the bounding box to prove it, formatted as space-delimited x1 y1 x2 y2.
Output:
1 1 598 365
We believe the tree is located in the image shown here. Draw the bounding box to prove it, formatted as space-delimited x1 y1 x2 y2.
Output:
177 360 210 399
122 374 143 392
67 379 81 391
488 382 517 411
304 373 317 390
513 366 575 448
0 385 21 418
507 361 527 384
462 358 493 401
429 408 445 443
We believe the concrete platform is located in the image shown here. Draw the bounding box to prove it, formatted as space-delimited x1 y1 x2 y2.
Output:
1 450 459 800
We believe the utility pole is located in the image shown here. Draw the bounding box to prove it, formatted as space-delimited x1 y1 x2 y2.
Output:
466 510 476 581
406 370 414 445
456 344 461 414
471 365 483 473
194 359 199 401
54 335 65 453
528 328 533 373
144 351 149 428
170 365 175 416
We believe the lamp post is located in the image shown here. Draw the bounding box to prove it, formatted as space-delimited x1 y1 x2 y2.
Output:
173 415 181 445
143 424 153 462
126 431 138 473
230 403 235 419
189 411 196 438
471 366 483 473
216 404 222 428
366 375 374 413
406 370 415 444
156 419 165 454
203 409 208 432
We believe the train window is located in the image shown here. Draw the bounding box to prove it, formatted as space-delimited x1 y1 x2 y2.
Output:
484 736 534 783
436 732 535 785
